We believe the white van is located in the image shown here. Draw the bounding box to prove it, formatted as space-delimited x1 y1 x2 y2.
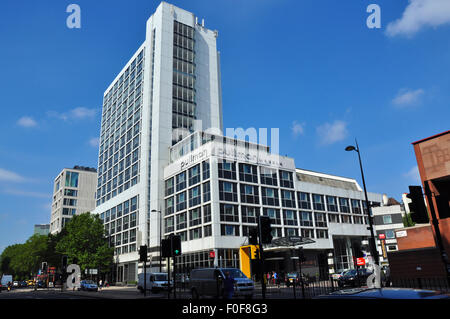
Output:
1 275 13 289
137 272 171 293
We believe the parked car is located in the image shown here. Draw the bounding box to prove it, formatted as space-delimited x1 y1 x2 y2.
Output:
137 272 171 293
79 280 98 292
338 268 373 288
332 270 348 281
19 281 28 288
189 268 254 299
314 287 450 299
36 280 46 288
27 280 34 287
285 272 309 287
12 281 19 287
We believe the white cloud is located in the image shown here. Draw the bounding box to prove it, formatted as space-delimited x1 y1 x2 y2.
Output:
88 137 100 148
316 120 349 145
392 88 425 107
386 0 450 37
291 121 305 137
0 168 26 183
1 188 50 199
404 165 421 184
47 107 97 121
17 116 37 128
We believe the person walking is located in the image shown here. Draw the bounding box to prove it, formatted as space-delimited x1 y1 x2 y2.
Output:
223 272 236 299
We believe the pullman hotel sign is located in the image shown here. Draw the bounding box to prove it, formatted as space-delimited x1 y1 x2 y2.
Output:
180 149 208 170
213 146 295 170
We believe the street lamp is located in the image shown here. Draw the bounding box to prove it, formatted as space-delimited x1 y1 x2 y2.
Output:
345 139 379 266
151 209 163 272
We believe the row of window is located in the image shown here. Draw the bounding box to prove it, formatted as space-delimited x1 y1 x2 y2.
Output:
99 196 139 223
165 161 210 196
164 204 212 233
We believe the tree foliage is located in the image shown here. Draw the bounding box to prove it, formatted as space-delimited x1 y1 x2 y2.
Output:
0 212 113 280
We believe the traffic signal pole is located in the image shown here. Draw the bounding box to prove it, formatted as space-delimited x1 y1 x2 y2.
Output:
257 216 266 299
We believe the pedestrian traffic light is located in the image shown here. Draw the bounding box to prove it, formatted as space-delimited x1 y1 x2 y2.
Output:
407 185 429 223
259 216 273 244
172 235 182 256
161 238 171 258
248 227 258 245
139 245 148 262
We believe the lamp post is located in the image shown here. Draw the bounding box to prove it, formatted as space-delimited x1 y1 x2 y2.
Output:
345 139 379 266
151 208 163 272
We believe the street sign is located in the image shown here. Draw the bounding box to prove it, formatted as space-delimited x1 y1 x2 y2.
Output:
209 251 215 258
378 233 386 240
356 257 365 266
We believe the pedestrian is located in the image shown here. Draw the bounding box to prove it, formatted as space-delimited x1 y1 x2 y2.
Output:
273 272 278 286
223 271 236 299
99 279 103 290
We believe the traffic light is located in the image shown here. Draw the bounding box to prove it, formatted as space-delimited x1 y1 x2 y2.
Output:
259 216 273 244
161 238 171 258
139 245 148 262
407 185 429 223
172 235 182 257
248 227 258 245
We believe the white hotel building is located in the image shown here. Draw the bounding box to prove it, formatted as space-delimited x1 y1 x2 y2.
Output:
92 2 384 283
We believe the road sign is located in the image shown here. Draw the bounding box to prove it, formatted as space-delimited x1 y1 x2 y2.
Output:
356 257 365 266
209 251 215 258
378 233 386 240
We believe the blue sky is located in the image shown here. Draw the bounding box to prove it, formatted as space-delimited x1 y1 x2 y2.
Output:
0 0 449 253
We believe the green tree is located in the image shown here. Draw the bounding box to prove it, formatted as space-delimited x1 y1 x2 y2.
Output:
403 213 416 227
56 212 113 275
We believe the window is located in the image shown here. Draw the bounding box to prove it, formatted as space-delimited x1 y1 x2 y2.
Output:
204 225 212 237
285 228 298 236
202 182 211 202
131 196 138 211
279 170 294 188
316 229 328 239
62 208 76 216
260 167 277 186
221 224 239 236
189 208 201 226
297 192 311 210
239 163 258 183
315 212 327 227
241 206 258 224
176 192 186 211
220 204 239 222
339 198 350 213
203 204 211 223
300 211 313 227
165 178 174 196
189 227 202 240
313 194 325 211
353 216 363 224
202 160 210 180
262 187 279 206
240 184 259 204
65 171 79 188
301 228 314 238
218 160 236 180
64 189 78 197
328 213 340 223
341 214 352 224
176 212 187 230
165 216 174 233
176 172 186 191
165 197 174 215
283 210 297 226
351 199 362 214
188 164 200 186
281 190 296 208
188 186 201 207
63 198 77 206
383 215 392 224
219 181 238 202
326 196 338 212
